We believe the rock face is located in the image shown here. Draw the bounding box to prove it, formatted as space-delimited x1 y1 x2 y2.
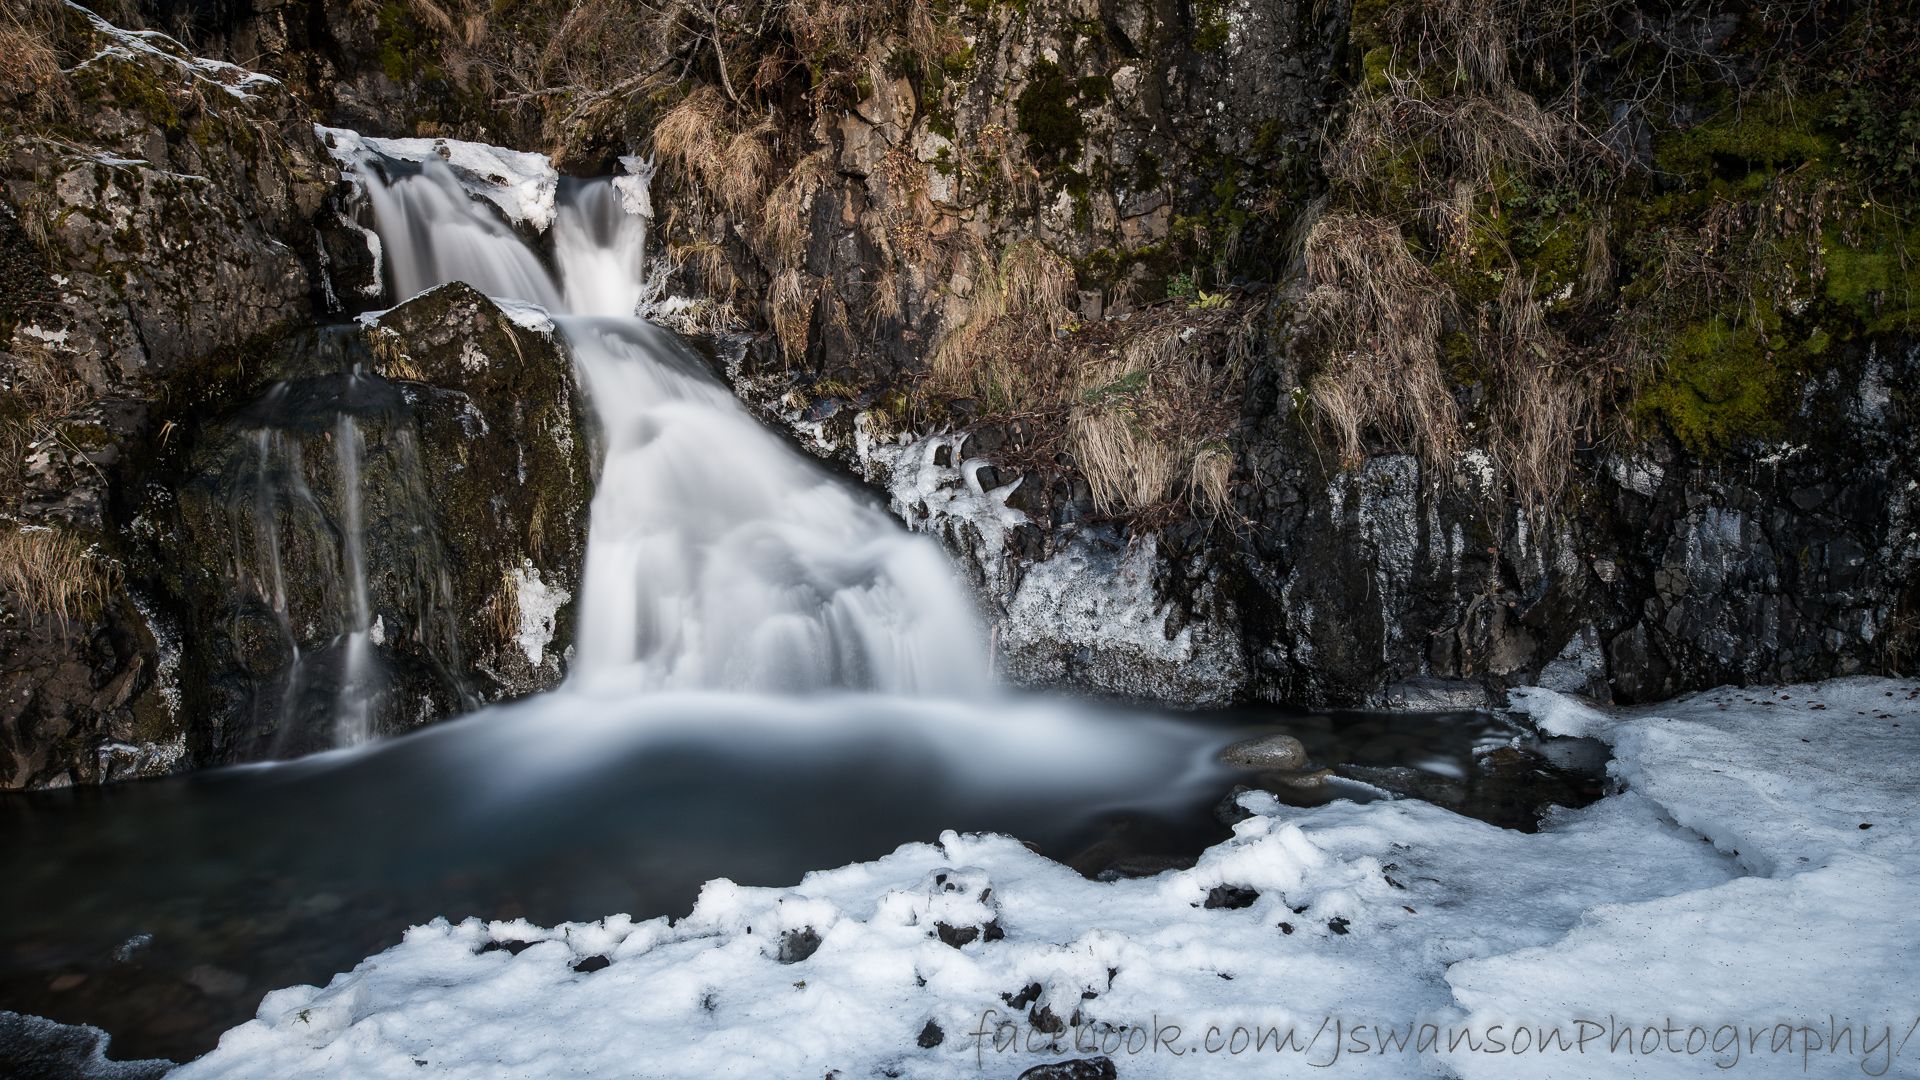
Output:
0 3 333 787
166 285 592 761
0 11 594 786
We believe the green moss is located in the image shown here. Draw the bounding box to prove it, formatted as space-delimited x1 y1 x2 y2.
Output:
1634 316 1791 454
1655 96 1836 182
1360 46 1395 93
1192 0 1232 51
1014 59 1085 165
941 46 976 76
1822 224 1920 333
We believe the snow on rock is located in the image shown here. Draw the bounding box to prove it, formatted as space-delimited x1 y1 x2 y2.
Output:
68 5 280 101
508 560 569 668
488 297 558 336
316 126 559 232
176 680 1919 1079
996 533 1248 705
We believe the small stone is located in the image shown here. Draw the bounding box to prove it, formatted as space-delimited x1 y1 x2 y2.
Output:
917 1019 944 1048
777 928 822 963
1263 767 1334 790
1017 1057 1117 1080
49 973 86 992
571 955 611 974
1203 885 1260 910
1219 734 1308 770
186 964 248 997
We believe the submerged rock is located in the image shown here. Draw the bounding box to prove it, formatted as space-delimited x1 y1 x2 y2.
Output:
1218 734 1308 770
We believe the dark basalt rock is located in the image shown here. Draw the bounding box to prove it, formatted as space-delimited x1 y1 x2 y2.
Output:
1203 885 1260 910
777 928 822 964
1017 1057 1118 1080
166 285 593 764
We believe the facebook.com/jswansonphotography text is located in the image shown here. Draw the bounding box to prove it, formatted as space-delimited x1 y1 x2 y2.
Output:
966 1010 1920 1074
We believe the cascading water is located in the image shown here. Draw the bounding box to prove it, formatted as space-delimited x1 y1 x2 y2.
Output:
332 413 377 745
356 155 985 696
361 158 563 309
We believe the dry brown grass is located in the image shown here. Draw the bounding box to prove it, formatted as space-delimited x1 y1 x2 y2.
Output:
924 237 1254 520
0 526 116 626
1329 73 1577 219
653 87 774 216
485 567 520 645
1479 276 1599 508
0 0 68 117
927 240 1076 406
1299 212 1460 470
761 148 833 268
770 266 815 362
1065 311 1253 519
1189 446 1234 517
666 236 738 298
1 340 91 508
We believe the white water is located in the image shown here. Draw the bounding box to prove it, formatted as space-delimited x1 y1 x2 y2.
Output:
357 155 985 696
332 413 377 744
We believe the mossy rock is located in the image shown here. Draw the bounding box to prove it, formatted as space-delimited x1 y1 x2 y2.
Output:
1634 316 1791 454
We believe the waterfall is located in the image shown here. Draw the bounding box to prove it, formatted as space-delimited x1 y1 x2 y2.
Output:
362 158 563 309
332 413 378 745
356 151 985 697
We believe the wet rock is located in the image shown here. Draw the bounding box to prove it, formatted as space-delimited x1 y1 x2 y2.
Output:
0 5 331 788
1219 734 1308 770
1259 767 1334 791
169 285 593 762
1334 765 1468 809
0 1013 172 1080
1373 678 1496 711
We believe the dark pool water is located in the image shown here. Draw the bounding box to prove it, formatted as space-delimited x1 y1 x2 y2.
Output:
0 691 1602 1065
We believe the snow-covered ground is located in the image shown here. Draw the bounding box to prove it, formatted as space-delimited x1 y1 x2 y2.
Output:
175 679 1920 1079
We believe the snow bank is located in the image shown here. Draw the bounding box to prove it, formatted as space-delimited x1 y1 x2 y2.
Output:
1449 679 1920 1079
316 126 559 232
175 679 1920 1079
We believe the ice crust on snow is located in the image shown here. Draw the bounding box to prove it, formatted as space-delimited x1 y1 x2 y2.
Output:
175 679 1920 1079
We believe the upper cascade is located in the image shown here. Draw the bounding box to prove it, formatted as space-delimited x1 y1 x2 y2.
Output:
345 137 986 697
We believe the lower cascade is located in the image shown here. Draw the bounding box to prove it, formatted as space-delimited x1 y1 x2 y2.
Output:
357 154 986 699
